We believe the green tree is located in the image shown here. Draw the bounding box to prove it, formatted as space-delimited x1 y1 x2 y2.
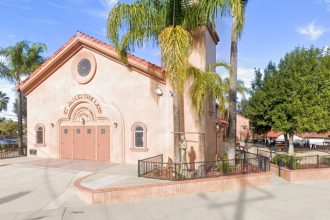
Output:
201 0 249 158
0 120 18 136
0 41 46 153
246 47 330 154
0 91 9 112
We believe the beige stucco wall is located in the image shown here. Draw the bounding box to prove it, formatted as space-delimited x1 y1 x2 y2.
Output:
27 47 174 164
26 27 217 164
184 27 218 163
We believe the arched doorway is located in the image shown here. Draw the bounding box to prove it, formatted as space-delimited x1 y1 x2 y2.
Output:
60 101 110 161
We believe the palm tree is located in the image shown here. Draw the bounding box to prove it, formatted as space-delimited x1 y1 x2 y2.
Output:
201 0 249 158
0 91 9 112
187 62 232 114
0 41 46 154
108 0 214 162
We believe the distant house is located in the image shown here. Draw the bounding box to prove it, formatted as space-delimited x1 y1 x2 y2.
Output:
236 114 250 141
266 130 330 146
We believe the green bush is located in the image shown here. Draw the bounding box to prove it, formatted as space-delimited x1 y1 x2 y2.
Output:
218 160 235 174
321 157 330 165
271 155 301 170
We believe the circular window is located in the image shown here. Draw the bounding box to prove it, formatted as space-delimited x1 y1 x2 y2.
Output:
71 51 97 84
77 59 91 77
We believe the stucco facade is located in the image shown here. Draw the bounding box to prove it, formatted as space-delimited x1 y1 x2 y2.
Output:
19 30 219 164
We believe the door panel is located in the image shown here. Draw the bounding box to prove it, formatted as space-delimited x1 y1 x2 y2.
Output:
97 126 110 161
84 126 95 160
60 126 72 159
73 126 84 160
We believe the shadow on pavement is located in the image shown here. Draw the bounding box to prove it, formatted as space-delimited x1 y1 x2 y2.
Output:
0 191 30 205
198 179 275 220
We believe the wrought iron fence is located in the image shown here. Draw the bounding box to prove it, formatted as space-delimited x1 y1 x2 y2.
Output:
271 154 330 170
138 154 269 181
0 144 27 159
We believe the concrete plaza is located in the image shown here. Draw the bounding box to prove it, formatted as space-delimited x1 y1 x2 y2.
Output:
0 157 330 220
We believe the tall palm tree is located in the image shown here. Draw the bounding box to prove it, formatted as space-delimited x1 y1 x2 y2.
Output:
108 0 214 162
0 41 46 153
0 91 9 112
201 0 249 158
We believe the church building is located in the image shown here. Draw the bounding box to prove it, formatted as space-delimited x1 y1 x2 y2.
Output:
18 28 220 164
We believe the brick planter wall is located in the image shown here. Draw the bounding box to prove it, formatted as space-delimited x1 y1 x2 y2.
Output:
270 163 330 182
74 172 271 204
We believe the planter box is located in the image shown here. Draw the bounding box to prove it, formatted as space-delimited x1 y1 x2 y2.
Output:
270 163 330 182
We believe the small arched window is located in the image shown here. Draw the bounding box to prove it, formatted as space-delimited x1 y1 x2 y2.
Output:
134 126 144 148
132 123 147 150
35 124 45 146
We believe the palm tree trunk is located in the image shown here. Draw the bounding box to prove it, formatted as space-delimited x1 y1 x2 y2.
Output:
17 90 24 155
228 15 238 160
173 91 185 163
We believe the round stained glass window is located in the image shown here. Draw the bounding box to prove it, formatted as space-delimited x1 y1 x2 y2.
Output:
77 59 91 77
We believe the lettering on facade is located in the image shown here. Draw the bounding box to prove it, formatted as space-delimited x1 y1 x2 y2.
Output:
64 94 102 115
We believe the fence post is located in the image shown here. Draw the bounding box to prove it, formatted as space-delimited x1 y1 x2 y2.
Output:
138 160 141 177
174 163 177 180
278 159 281 177
317 155 320 168
222 160 225 176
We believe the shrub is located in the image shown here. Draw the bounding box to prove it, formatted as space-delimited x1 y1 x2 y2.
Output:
271 155 301 170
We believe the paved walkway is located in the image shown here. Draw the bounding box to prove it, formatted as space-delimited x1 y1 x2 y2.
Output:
1 158 330 219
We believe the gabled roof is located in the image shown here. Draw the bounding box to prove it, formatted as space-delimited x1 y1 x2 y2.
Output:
18 32 165 94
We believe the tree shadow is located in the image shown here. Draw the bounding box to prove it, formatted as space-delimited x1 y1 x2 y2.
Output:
197 178 275 220
0 191 30 205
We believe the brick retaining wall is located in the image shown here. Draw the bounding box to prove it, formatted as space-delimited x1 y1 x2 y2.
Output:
270 163 330 182
74 172 271 204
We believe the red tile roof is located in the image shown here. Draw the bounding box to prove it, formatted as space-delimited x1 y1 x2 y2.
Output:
298 132 330 139
18 31 165 94
266 130 282 138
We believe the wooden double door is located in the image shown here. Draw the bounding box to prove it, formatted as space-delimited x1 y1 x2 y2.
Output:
60 125 110 161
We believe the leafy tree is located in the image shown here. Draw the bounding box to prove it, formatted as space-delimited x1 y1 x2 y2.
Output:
0 120 18 136
0 91 9 112
0 41 46 152
246 47 330 154
201 0 249 158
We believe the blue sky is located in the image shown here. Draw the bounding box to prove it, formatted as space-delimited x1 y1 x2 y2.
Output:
1 0 330 119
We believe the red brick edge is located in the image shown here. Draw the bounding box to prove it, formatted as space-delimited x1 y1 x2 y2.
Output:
74 172 272 204
270 163 330 182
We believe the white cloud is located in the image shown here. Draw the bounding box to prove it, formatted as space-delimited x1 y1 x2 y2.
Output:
321 0 330 11
0 79 17 120
237 67 255 89
85 0 118 19
296 21 326 41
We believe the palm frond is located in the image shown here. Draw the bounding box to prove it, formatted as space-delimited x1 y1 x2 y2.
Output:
107 0 165 61
187 62 228 114
159 25 191 93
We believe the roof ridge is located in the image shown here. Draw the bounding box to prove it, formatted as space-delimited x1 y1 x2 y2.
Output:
20 31 163 86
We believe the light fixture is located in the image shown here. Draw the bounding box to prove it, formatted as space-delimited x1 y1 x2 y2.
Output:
50 123 54 128
114 122 118 128
215 123 220 130
82 118 85 125
155 86 163 96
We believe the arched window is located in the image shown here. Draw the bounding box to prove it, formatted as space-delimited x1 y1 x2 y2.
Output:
35 124 45 146
132 123 147 149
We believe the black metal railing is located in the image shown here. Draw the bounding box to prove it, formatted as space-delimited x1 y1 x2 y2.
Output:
271 154 330 170
0 144 27 159
138 153 269 181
